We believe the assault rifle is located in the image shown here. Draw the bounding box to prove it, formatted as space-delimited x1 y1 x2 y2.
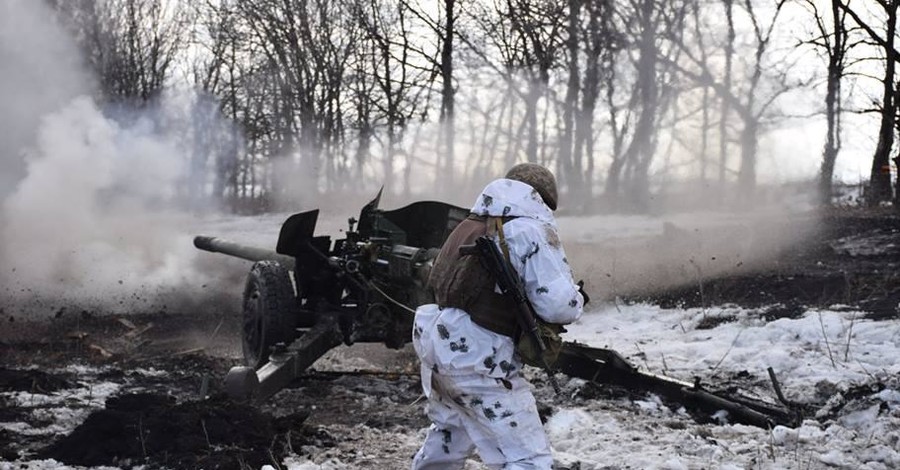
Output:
460 236 562 394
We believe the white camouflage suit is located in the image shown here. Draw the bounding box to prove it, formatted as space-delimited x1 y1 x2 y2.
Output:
411 178 584 469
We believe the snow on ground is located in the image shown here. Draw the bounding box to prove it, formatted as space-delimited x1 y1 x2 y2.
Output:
267 303 900 470
0 366 124 470
567 304 900 402
543 303 900 469
0 366 121 439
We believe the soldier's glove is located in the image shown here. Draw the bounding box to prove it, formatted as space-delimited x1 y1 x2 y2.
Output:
577 280 590 306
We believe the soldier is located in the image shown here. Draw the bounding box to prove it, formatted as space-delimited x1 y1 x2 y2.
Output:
411 163 587 469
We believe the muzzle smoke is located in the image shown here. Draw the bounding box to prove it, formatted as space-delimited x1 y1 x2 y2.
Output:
0 1 233 317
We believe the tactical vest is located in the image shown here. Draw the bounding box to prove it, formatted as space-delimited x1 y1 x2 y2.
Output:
427 214 518 338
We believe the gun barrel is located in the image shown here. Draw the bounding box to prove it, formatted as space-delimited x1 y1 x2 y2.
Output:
194 236 295 269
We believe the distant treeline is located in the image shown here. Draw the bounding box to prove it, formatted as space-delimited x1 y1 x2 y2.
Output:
46 0 900 212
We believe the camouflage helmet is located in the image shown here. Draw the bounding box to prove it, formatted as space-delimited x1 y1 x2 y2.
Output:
505 163 558 210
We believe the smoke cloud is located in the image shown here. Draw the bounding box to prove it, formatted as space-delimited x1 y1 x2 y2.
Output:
2 98 192 295
0 1 233 317
0 0 93 200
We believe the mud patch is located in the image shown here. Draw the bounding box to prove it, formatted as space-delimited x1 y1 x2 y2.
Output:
41 392 332 469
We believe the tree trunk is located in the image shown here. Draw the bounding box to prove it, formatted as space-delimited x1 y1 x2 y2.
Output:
719 0 735 190
693 0 710 187
524 84 540 164
560 0 582 205
819 1 843 206
604 62 623 207
738 119 758 198
575 0 605 208
869 3 897 205
439 0 456 190
622 0 657 212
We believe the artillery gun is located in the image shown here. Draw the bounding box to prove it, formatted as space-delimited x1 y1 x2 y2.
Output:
194 191 463 403
195 192 806 429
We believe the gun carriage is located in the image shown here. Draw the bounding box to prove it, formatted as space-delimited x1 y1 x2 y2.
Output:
195 192 806 429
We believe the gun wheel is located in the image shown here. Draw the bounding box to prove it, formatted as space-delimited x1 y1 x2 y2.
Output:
242 260 298 369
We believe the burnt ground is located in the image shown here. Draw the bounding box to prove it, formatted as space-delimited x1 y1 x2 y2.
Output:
0 207 898 469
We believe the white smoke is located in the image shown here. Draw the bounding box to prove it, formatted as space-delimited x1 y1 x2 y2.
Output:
2 97 190 284
0 2 234 316
0 93 230 315
0 0 93 199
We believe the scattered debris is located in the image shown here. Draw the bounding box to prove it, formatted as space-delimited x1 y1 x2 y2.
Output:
89 344 113 358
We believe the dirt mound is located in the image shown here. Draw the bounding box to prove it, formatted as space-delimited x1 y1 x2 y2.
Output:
41 392 333 469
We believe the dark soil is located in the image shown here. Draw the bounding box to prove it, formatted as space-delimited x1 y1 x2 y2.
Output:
40 392 329 469
0 368 73 393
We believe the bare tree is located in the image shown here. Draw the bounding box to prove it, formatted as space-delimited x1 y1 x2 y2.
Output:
504 0 566 165
188 0 244 209
49 0 877 214
690 0 713 186
720 0 736 188
803 0 852 205
604 0 688 211
558 0 583 202
187 0 438 207
668 0 791 202
51 0 187 105
462 0 566 167
573 0 613 206
839 0 899 205
223 0 368 203
558 0 613 207
355 0 433 194
438 0 458 189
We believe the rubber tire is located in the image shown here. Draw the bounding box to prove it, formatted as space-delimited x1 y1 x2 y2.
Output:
241 261 298 369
